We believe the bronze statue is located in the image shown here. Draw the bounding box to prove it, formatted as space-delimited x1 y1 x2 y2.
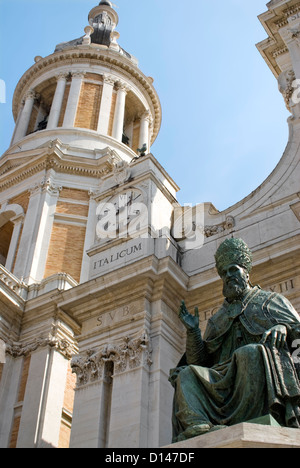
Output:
169 238 300 442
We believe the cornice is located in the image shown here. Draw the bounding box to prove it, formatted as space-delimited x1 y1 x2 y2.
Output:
12 47 162 145
257 0 300 77
45 255 188 323
0 143 119 192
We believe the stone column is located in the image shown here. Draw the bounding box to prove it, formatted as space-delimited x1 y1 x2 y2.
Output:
138 110 151 153
47 73 68 130
112 82 128 141
5 214 24 273
12 90 37 144
16 346 69 448
97 75 115 135
10 101 24 145
63 71 84 128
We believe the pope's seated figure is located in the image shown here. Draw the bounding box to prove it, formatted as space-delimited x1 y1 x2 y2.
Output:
169 238 300 442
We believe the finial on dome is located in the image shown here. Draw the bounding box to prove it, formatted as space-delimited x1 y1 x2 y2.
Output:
88 1 119 47
99 0 113 6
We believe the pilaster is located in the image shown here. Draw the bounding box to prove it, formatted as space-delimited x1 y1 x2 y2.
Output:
69 372 111 448
0 310 78 449
0 355 23 448
28 178 62 284
15 347 68 448
70 330 152 448
80 192 98 284
145 276 187 448
279 23 300 79
13 181 44 280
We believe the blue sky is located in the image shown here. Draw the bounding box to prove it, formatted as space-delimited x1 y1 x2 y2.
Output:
0 0 290 211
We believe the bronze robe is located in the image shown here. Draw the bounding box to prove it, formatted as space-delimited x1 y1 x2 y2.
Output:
170 287 300 442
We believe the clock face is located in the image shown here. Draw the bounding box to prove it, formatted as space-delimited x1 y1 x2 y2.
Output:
109 189 142 213
96 189 145 240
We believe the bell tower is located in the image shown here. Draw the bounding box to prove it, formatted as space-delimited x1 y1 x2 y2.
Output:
1 0 300 450
1 0 162 287
0 1 178 449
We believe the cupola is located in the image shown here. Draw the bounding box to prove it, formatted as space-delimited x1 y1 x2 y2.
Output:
8 2 161 162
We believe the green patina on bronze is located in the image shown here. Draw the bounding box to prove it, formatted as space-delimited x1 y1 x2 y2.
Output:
169 238 300 443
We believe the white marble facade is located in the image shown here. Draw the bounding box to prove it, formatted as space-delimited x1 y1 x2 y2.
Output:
0 0 300 449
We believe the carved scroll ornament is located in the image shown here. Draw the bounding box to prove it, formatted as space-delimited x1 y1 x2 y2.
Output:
71 331 152 387
5 334 75 360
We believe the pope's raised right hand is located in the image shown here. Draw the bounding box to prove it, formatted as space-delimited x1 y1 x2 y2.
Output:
179 300 200 331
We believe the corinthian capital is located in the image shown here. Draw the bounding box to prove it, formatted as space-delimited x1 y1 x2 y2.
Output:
41 177 62 196
115 80 130 93
141 109 152 123
56 71 69 82
103 74 115 86
71 71 85 79
71 330 152 387
25 89 39 101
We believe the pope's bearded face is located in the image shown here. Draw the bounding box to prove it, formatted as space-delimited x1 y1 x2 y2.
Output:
221 264 250 302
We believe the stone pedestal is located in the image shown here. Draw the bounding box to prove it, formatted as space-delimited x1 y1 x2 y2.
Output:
165 423 300 449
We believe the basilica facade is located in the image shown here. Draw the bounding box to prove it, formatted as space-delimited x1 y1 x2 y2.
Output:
0 0 299 448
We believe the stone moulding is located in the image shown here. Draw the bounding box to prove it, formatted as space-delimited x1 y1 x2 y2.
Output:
5 333 76 360
0 264 77 300
204 216 235 238
0 145 117 191
71 330 152 387
0 265 27 299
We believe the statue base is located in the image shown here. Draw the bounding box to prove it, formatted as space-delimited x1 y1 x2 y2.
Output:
165 417 300 448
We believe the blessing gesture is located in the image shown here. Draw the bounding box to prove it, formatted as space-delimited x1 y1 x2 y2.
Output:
179 301 200 331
